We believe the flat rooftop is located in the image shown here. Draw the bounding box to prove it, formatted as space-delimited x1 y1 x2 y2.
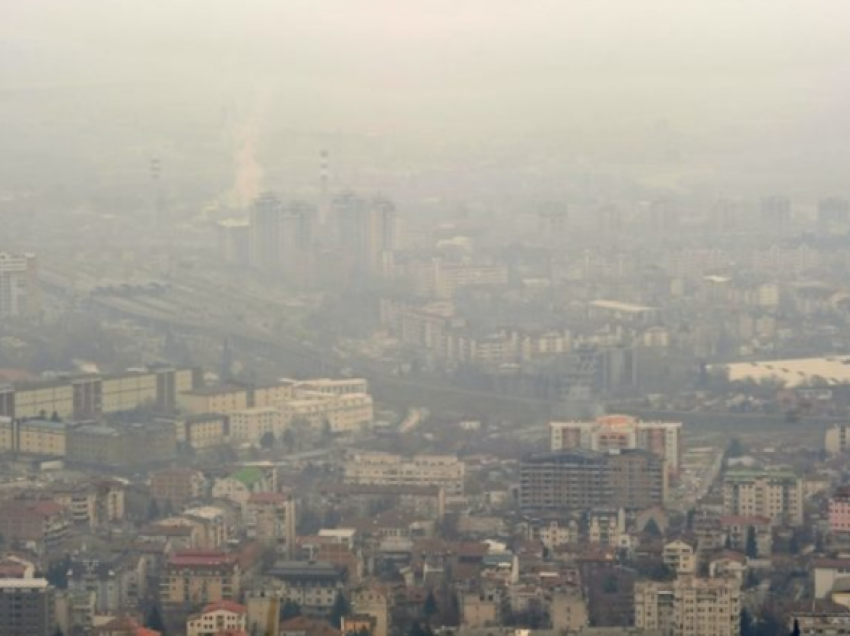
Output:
720 355 850 387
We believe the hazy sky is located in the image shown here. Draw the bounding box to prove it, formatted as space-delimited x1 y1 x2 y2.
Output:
3 1 850 193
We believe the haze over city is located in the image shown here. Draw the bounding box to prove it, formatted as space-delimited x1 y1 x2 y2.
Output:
2 3 850 636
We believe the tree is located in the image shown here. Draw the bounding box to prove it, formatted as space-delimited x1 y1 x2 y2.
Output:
52 627 65 636
409 621 434 636
745 526 758 559
789 533 801 555
643 517 662 537
724 534 733 550
726 437 746 459
280 599 302 621
147 498 161 521
50 411 60 422
330 591 350 627
423 589 438 619
45 555 71 590
146 604 166 634
740 608 755 636
260 431 276 449
790 619 801 636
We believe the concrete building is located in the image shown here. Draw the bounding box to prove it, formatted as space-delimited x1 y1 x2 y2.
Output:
186 600 248 636
229 407 285 443
280 392 373 434
0 578 55 636
161 551 240 607
152 468 207 507
291 378 369 396
344 452 465 496
550 415 682 475
247 492 296 556
635 576 741 636
0 252 39 318
520 449 667 512
662 540 696 575
178 386 250 415
0 418 67 456
249 193 314 274
0 499 71 552
269 561 345 618
830 487 850 535
825 425 850 455
333 192 397 278
18 419 67 456
67 422 176 467
722 469 803 527
180 414 228 450
12 380 74 420
351 586 391 636
789 609 850 636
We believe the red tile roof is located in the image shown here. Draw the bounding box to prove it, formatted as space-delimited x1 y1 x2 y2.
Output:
203 600 247 615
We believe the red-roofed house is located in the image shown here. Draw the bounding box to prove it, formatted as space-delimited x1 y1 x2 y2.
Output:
186 600 247 636
92 616 161 636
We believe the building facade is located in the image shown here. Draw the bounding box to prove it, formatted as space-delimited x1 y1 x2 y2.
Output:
550 415 682 475
520 449 667 512
722 470 803 527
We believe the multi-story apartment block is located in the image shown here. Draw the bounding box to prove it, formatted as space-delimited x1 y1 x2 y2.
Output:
344 452 465 496
247 492 296 556
0 252 39 317
280 392 373 434
825 425 850 455
67 422 176 467
178 386 250 415
229 407 285 443
829 487 850 534
161 551 240 607
635 576 741 636
291 378 369 396
550 415 682 475
0 367 197 420
12 380 74 420
0 578 55 636
152 468 207 508
722 470 803 527
520 449 667 512
179 414 228 450
315 484 445 520
49 480 125 528
0 499 71 552
269 561 345 618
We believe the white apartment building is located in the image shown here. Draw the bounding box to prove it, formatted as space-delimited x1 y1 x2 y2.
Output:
550 414 682 474
229 407 286 443
280 392 373 433
0 253 39 317
291 378 369 396
722 470 803 527
635 576 741 636
825 424 850 455
344 452 465 496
